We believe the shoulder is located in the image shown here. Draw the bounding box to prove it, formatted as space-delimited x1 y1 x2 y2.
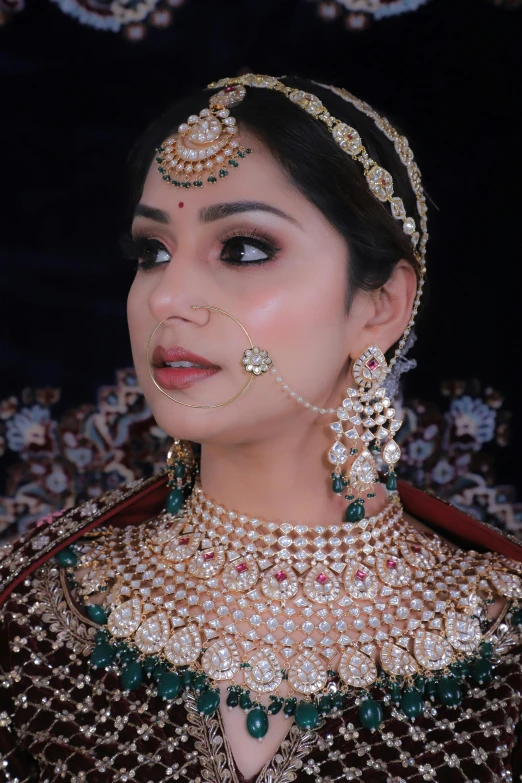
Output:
398 479 522 563
0 472 169 608
399 479 522 626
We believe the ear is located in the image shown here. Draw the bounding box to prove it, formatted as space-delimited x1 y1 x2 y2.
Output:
350 260 418 358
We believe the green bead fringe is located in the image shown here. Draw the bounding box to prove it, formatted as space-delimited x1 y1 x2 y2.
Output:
75 553 516 737
85 624 501 736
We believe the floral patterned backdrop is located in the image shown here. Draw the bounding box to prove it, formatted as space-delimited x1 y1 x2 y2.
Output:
1 0 518 39
0 371 519 542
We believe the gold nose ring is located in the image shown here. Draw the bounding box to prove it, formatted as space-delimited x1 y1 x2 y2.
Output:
145 305 271 409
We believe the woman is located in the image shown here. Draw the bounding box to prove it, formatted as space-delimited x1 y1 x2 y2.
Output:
1 74 522 783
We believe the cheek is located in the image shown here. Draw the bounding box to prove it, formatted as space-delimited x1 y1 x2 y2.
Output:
239 265 349 392
127 279 150 363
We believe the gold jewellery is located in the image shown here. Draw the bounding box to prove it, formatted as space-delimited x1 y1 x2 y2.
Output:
148 304 402 523
74 481 522 738
146 305 273 409
328 345 403 523
155 83 251 189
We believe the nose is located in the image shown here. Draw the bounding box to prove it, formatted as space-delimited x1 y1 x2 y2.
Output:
147 253 210 326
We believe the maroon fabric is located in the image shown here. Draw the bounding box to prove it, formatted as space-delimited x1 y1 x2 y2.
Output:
0 477 521 782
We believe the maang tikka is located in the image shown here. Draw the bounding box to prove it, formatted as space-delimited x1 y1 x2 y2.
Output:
328 346 402 523
155 84 252 189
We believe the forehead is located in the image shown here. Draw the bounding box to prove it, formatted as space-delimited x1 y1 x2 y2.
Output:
139 133 303 215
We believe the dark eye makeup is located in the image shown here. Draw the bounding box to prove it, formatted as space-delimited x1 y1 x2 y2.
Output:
120 228 281 271
218 228 281 266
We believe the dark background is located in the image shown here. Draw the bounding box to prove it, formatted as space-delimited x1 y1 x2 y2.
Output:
1 0 521 490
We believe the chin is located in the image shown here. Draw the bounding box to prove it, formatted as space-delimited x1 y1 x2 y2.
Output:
147 395 244 445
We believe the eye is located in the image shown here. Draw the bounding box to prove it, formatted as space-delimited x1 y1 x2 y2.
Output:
120 234 172 270
137 238 171 269
220 235 278 266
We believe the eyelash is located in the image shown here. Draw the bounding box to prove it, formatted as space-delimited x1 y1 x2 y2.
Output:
219 228 281 266
120 228 281 271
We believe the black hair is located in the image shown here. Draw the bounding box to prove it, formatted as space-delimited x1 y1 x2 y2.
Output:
127 76 422 337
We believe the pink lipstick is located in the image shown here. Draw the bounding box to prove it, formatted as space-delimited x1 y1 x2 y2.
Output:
152 345 220 391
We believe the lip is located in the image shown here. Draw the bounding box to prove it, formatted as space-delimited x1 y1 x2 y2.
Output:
151 345 220 391
152 345 219 370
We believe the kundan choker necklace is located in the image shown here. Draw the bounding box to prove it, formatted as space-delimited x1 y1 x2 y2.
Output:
59 482 522 740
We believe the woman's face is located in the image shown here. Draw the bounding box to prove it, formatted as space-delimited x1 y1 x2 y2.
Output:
127 134 379 445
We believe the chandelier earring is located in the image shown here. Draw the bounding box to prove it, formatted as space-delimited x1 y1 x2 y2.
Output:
165 439 197 515
328 346 403 523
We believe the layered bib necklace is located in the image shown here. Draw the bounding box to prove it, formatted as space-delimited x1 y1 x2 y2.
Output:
64 482 522 740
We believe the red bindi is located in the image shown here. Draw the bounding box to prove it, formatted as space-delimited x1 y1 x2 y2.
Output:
178 202 184 208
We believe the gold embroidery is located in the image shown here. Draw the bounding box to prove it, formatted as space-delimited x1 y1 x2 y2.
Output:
185 690 238 783
0 473 166 599
254 724 317 783
2 565 522 782
32 562 97 655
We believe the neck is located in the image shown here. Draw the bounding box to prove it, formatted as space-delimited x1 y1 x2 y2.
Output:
198 423 389 527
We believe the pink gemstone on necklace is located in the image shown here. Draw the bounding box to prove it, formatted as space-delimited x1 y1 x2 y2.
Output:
275 570 288 583
366 357 379 371
225 86 235 92
236 562 248 574
386 559 397 570
203 551 215 561
178 536 190 545
355 569 367 581
316 573 329 585
411 545 421 554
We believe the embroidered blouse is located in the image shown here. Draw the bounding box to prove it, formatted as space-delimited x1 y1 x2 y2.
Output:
1 475 522 783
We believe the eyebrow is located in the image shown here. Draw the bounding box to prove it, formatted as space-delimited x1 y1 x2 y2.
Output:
199 201 301 227
133 200 301 228
133 204 170 223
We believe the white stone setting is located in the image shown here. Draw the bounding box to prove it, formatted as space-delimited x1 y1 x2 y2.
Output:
164 624 202 666
202 637 241 680
287 651 328 695
243 647 283 694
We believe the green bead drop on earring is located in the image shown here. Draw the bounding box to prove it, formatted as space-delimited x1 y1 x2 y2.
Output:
331 473 344 494
166 488 184 515
386 471 398 492
174 460 185 479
